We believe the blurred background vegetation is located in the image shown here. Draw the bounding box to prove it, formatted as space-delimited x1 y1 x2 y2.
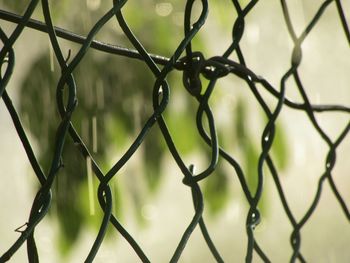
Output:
1 0 292 259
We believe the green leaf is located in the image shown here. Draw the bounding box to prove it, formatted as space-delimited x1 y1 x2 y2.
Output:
143 127 165 192
105 114 130 150
203 165 230 216
244 141 271 216
270 121 288 170
78 177 123 239
57 209 82 256
235 97 248 142
165 108 199 155
244 140 259 194
56 178 84 256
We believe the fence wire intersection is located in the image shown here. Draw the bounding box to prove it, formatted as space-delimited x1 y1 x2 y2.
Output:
0 0 349 262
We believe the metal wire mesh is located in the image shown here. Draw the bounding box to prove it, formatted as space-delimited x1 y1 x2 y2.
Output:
0 0 349 262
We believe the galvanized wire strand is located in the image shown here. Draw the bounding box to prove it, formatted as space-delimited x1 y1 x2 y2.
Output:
118 0 223 259
0 9 169 66
42 1 146 261
279 0 350 261
169 165 204 263
196 213 224 263
335 0 350 44
172 3 223 260
220 6 275 256
187 2 274 260
111 0 219 260
0 29 40 175
1 0 76 259
182 5 216 169
1 21 53 259
1 10 349 114
0 0 39 88
0 89 48 263
0 28 14 97
73 130 151 261
188 2 261 257
0 0 349 262
1 88 47 263
0 91 46 184
0 190 52 262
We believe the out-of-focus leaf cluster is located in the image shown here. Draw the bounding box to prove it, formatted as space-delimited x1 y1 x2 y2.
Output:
13 0 289 255
20 51 160 254
15 0 186 254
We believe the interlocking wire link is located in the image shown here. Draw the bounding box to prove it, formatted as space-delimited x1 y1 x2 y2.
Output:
0 0 349 262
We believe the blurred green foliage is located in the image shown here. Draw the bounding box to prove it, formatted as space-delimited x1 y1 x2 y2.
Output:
203 160 230 216
4 0 289 255
233 97 288 214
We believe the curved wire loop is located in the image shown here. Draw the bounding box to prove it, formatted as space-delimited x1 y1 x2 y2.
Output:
0 0 349 262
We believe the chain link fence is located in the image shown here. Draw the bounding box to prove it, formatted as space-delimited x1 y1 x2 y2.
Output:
0 0 349 262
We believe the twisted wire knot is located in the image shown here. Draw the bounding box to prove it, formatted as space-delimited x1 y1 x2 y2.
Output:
177 52 232 97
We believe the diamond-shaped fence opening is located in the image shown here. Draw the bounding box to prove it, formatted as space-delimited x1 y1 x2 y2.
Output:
0 0 349 262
